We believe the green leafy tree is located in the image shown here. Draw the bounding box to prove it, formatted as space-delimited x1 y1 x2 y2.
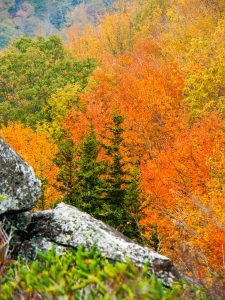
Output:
0 35 95 127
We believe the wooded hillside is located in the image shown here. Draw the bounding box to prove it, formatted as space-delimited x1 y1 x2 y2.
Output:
0 0 114 48
0 0 224 298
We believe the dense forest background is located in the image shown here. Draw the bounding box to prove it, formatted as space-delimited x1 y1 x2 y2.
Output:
0 0 115 48
0 0 225 295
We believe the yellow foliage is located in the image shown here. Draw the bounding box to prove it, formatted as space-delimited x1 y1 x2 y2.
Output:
0 123 61 209
43 83 80 141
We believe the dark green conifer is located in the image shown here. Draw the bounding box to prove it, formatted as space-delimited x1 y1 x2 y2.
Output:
101 112 143 241
54 137 78 205
149 224 160 252
124 165 145 243
75 126 105 216
103 114 128 206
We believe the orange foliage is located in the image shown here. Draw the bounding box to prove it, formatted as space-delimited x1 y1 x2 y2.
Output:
140 115 225 271
63 34 225 274
64 38 183 161
30 0 225 278
0 123 61 208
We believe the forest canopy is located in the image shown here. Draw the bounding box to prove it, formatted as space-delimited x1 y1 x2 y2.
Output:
0 0 225 298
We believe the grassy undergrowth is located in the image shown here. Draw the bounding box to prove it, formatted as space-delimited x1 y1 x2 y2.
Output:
0 246 209 300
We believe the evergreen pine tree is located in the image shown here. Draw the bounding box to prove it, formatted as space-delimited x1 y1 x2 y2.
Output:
54 137 79 205
54 116 145 244
149 224 160 252
103 114 128 205
124 165 145 243
75 126 105 216
101 112 138 238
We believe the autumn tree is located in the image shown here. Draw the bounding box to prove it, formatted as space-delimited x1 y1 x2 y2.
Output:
140 115 225 272
0 123 60 208
42 83 81 141
1 0 223 286
184 18 225 121
66 7 136 60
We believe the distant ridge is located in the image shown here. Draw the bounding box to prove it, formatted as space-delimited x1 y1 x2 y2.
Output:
0 0 115 49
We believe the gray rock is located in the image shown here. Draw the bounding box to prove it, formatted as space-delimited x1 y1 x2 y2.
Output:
0 138 186 286
0 138 41 215
15 203 181 285
19 237 68 258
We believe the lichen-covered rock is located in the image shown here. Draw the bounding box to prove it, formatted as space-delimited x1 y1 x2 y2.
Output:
15 203 181 285
0 138 41 215
0 137 185 286
19 237 68 258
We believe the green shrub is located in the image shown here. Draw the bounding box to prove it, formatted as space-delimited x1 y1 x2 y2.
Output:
0 246 209 300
